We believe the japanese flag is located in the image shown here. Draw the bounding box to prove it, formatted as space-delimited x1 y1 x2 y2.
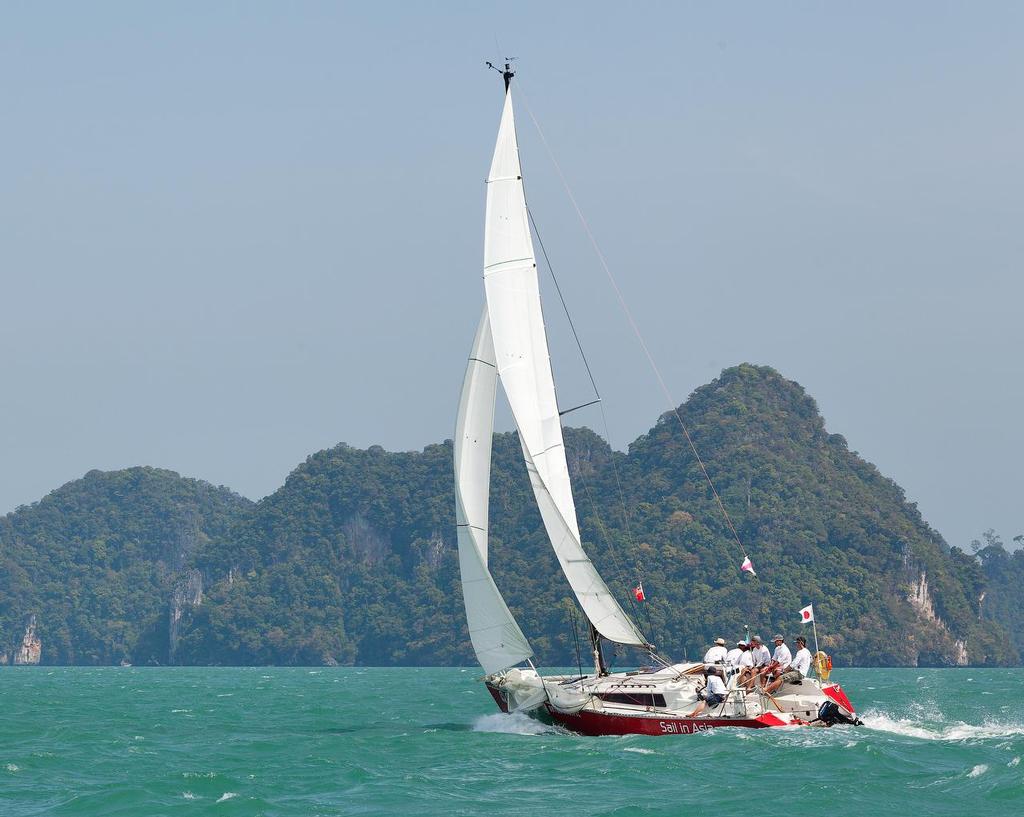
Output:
634 583 646 602
799 604 814 624
740 556 757 577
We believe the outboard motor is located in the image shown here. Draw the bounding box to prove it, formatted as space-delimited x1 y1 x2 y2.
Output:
816 700 864 727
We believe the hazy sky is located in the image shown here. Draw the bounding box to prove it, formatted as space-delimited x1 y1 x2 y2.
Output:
2 3 1021 550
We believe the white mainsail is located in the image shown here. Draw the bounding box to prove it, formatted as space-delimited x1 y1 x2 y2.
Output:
455 307 533 674
482 88 647 648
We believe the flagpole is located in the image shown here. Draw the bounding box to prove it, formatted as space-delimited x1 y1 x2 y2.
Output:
811 616 820 659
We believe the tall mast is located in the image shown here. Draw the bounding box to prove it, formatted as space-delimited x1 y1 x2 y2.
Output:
486 60 516 92
481 57 649 654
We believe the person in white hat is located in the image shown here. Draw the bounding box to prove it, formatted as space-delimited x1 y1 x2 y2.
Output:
740 635 772 690
727 640 752 669
703 637 728 665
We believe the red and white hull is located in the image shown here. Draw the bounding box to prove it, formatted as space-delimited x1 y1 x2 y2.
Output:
546 707 794 736
485 663 859 736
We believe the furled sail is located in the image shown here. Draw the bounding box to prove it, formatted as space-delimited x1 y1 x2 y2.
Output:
455 307 533 674
482 89 647 648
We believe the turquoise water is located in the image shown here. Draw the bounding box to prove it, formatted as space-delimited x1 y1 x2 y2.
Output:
1 667 1021 816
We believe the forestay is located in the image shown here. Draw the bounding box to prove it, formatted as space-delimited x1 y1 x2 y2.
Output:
454 308 533 674
481 89 647 648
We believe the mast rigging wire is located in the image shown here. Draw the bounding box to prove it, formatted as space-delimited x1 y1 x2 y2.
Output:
516 82 751 565
528 205 663 653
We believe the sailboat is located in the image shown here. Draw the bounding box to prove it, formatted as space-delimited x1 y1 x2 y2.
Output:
454 64 860 735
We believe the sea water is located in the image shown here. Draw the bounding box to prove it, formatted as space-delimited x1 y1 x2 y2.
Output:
1 667 1021 816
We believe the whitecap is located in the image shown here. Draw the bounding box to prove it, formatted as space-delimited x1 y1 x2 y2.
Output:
472 712 553 736
968 764 988 778
623 747 655 755
182 792 198 800
5 764 19 772
1009 757 1020 767
172 709 192 713
862 711 1024 742
216 693 233 698
216 792 238 803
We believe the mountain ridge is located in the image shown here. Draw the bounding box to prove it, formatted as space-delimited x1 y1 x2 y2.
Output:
1 364 1019 667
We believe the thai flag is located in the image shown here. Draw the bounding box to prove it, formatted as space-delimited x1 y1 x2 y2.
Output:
740 556 756 577
634 583 645 602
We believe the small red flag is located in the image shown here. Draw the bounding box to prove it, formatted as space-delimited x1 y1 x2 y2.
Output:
634 583 645 602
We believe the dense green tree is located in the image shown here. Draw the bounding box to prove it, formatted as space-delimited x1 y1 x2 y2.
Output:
0 468 249 664
1 365 1019 667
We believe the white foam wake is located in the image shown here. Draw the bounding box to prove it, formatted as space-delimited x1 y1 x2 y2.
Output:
861 711 1024 742
472 712 551 735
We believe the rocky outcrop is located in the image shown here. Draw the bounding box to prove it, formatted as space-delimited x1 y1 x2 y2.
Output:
343 513 390 565
169 570 203 663
907 571 971 665
14 615 42 665
908 571 938 623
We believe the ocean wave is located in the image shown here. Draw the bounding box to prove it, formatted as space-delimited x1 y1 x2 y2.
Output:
967 764 988 778
623 747 656 755
216 792 239 803
861 711 1024 742
471 712 553 736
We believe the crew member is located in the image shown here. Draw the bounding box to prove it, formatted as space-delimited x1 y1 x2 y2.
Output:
726 641 747 667
703 638 728 665
740 635 771 689
765 636 812 694
686 669 728 717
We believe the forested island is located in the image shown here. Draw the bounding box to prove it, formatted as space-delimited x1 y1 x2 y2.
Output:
1 364 1020 668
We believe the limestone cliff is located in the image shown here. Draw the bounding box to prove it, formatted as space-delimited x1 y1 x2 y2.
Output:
14 615 41 665
169 570 203 663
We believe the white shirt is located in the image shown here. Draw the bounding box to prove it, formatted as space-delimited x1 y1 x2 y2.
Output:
750 645 771 666
738 650 754 668
790 647 812 677
726 647 743 666
706 674 727 696
772 643 792 667
703 645 728 664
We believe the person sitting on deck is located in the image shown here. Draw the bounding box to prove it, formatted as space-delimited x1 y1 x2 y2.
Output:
686 669 728 717
753 634 791 689
726 641 748 667
764 636 812 694
703 637 729 681
739 635 771 689
703 638 728 665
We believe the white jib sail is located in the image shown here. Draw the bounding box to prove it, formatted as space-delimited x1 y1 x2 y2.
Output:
455 307 533 674
482 89 647 648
